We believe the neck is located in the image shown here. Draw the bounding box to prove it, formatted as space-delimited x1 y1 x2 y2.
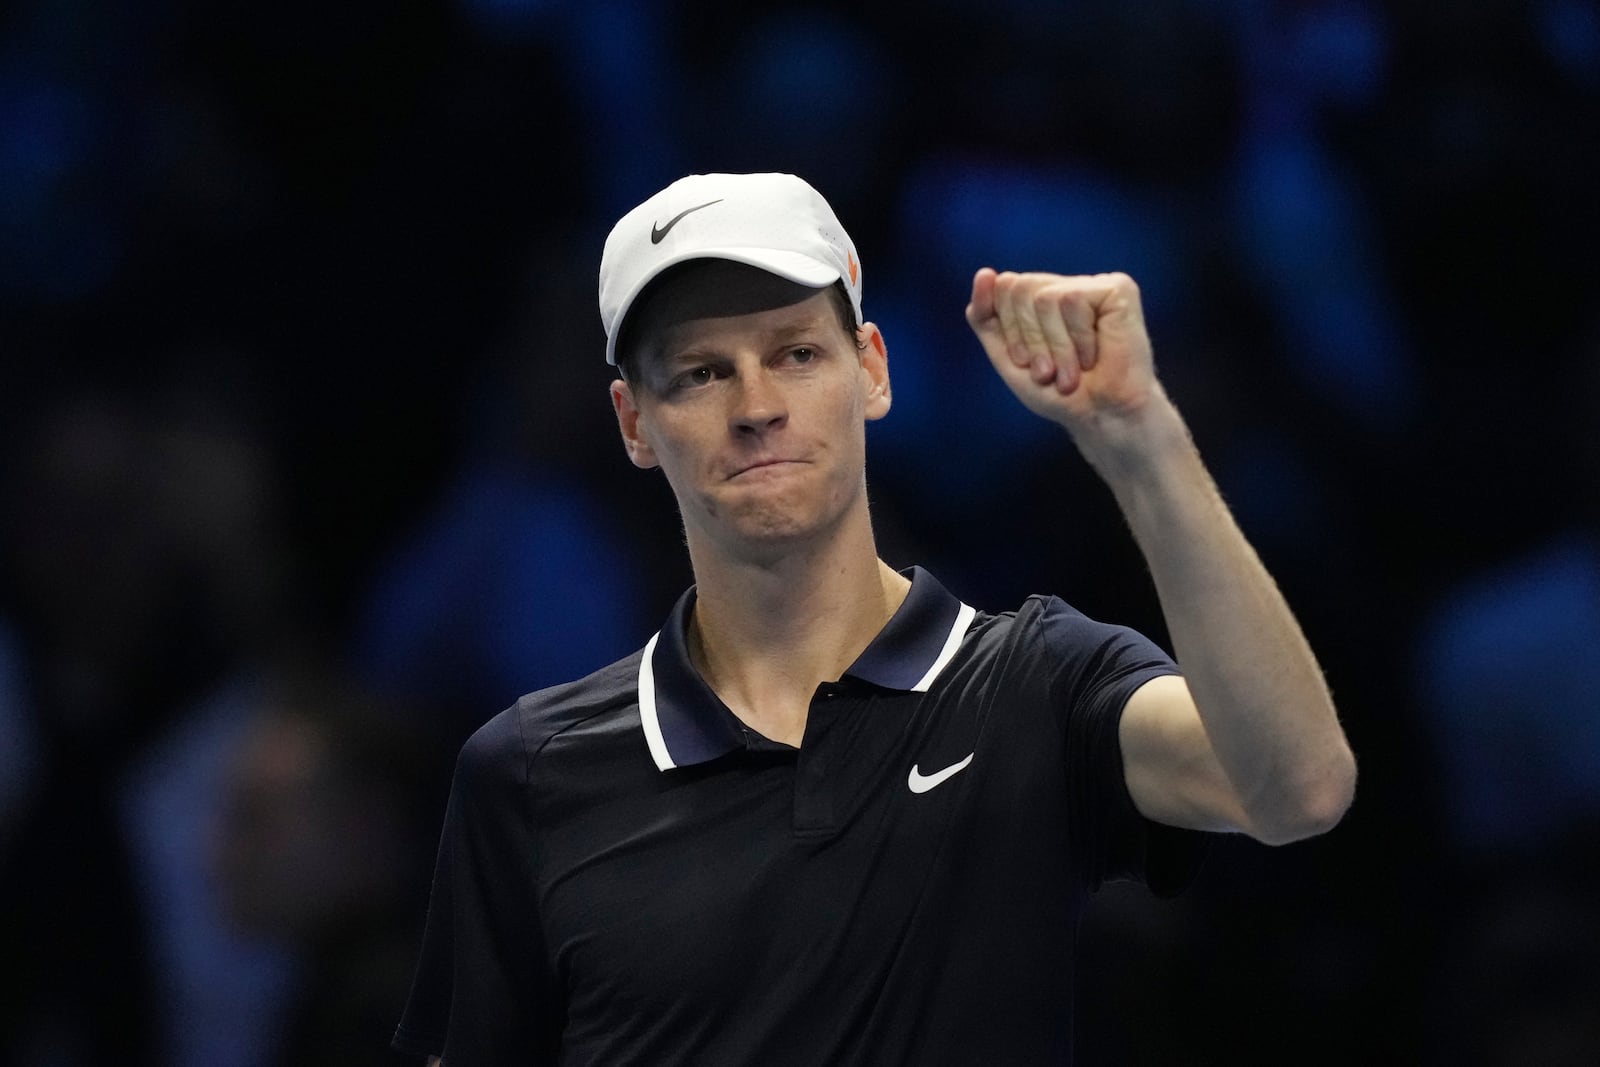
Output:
683 507 910 746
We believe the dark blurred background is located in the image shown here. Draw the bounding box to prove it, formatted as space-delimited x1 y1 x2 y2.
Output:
3 0 1599 1063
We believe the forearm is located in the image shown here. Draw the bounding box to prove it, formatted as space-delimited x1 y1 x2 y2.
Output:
1085 394 1356 841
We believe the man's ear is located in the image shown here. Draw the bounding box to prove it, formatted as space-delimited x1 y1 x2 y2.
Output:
610 378 660 469
858 323 891 421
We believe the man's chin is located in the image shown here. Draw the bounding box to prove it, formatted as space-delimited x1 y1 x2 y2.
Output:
730 512 820 549
702 505 836 561
683 479 861 562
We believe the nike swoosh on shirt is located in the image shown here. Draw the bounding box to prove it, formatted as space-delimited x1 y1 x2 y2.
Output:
650 199 723 244
907 752 975 794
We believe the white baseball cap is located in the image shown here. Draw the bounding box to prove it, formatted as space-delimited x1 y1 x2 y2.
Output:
598 172 864 365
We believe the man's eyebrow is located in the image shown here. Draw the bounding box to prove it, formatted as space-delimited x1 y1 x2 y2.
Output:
677 317 830 350
765 315 835 342
654 315 833 361
633 346 712 388
655 345 714 369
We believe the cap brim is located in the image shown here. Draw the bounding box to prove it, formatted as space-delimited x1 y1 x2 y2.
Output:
605 248 842 365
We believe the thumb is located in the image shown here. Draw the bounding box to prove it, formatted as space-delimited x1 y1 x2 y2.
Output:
965 267 998 332
1088 275 1153 377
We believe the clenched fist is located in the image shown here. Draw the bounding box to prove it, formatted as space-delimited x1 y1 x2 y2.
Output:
965 268 1179 459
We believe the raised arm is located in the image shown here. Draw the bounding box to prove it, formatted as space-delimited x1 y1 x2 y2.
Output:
966 268 1356 845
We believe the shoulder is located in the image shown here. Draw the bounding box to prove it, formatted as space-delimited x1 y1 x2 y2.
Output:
1012 592 1173 667
457 648 646 787
956 591 1176 706
961 592 1135 664
929 594 1088 708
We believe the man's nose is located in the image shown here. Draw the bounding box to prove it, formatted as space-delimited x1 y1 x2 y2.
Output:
729 367 787 435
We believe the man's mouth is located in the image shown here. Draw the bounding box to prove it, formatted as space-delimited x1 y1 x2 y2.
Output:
730 458 803 479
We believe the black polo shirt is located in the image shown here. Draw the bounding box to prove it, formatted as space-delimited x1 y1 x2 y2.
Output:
394 567 1204 1066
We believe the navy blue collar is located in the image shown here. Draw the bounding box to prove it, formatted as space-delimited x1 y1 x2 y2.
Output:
636 566 977 771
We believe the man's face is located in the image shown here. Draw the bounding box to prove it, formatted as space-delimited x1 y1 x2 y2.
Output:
610 261 890 562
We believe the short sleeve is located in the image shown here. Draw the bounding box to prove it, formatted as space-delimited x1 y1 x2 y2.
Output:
393 709 563 1063
1034 596 1209 896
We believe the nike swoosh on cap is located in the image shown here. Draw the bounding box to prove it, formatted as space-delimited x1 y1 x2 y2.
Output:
650 199 724 244
907 752 975 794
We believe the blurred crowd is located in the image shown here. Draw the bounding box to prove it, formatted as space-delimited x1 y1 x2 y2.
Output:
3 1 1599 1063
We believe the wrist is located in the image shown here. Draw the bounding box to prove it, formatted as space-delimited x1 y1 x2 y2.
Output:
1065 387 1197 486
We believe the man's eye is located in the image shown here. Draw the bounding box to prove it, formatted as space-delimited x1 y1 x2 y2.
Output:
791 347 817 363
